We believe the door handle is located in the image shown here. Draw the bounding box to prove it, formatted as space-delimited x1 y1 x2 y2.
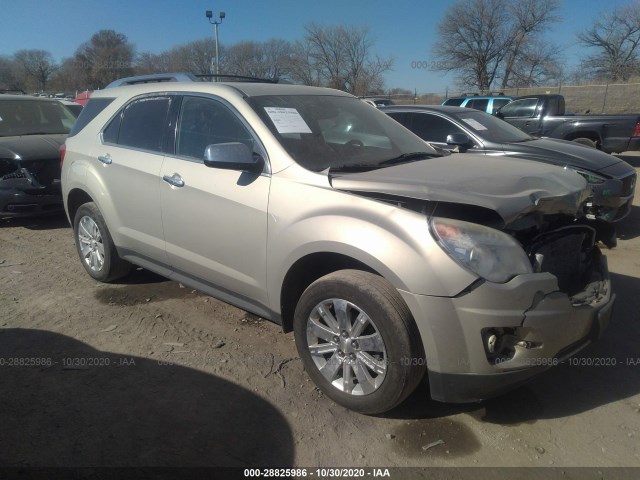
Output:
162 173 185 188
97 155 112 165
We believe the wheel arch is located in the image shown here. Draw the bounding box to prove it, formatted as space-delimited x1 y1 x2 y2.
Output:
66 188 94 224
279 252 380 333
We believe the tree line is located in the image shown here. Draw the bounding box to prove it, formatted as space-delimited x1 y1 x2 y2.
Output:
2 0 640 95
0 24 393 96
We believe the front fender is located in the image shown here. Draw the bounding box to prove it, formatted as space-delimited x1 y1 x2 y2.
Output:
265 175 478 314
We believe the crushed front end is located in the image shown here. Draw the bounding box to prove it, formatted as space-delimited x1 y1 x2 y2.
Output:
413 215 615 403
0 156 63 218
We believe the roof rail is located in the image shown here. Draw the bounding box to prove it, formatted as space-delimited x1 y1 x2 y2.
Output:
195 74 290 84
0 89 26 95
105 73 200 88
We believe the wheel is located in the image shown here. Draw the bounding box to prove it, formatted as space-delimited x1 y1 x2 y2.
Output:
572 137 597 148
293 270 426 414
73 202 131 282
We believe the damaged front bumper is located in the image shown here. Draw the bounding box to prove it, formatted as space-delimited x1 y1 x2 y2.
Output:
400 248 615 403
0 178 63 218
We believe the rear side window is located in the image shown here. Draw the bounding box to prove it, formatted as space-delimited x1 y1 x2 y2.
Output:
491 98 511 114
68 98 114 137
111 96 171 152
465 98 489 112
443 98 464 107
499 98 539 118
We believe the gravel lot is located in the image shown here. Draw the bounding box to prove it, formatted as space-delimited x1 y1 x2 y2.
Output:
1 155 639 474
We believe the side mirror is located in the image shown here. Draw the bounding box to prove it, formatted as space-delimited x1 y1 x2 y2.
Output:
203 142 264 174
495 111 505 119
446 133 473 147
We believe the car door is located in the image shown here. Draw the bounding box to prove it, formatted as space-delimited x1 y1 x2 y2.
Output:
98 94 173 269
496 98 541 135
159 94 271 309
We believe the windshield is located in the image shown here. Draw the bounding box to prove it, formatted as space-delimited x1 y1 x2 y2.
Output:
247 95 438 172
451 110 533 143
0 99 76 137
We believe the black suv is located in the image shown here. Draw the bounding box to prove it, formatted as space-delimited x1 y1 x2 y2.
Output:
0 95 76 218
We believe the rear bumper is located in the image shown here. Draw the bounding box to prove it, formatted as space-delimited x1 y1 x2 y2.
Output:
400 250 614 403
0 180 63 218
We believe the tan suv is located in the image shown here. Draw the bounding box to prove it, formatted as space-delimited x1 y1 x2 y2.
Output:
61 80 615 414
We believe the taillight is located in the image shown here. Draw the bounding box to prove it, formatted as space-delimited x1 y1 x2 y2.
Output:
59 143 66 166
632 122 640 138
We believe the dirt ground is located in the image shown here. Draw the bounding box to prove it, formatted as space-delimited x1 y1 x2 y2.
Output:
1 155 639 475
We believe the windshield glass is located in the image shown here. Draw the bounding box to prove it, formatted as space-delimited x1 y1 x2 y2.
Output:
0 99 76 137
451 110 533 143
247 95 438 171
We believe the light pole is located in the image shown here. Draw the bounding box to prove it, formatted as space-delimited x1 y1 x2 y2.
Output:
205 10 225 81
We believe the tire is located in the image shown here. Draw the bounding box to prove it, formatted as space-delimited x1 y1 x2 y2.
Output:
572 137 597 148
73 202 131 282
293 270 426 414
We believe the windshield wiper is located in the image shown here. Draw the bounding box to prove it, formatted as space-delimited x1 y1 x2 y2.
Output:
379 151 438 166
329 163 383 173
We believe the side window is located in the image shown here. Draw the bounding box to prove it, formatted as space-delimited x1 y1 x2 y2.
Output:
385 112 408 126
491 99 510 114
407 112 463 143
116 96 171 152
176 96 253 160
498 98 539 118
443 98 464 107
102 111 121 144
466 99 489 112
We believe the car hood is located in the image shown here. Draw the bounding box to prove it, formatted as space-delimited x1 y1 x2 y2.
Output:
330 153 590 227
0 134 67 161
502 138 621 172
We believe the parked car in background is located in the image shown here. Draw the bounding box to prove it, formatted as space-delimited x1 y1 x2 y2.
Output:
496 94 640 153
382 105 637 230
0 95 76 217
359 96 395 107
442 94 512 114
57 99 83 117
61 79 614 414
73 91 93 106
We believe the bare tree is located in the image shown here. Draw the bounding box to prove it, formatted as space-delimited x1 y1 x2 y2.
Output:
578 2 640 81
302 23 393 95
73 30 135 89
433 0 560 91
13 49 58 91
224 39 292 79
287 40 322 86
0 56 21 90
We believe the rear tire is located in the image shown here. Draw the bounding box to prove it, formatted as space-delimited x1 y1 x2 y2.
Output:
293 270 426 414
73 202 131 282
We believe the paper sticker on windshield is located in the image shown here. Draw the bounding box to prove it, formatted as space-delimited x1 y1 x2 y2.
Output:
461 118 488 131
264 107 312 134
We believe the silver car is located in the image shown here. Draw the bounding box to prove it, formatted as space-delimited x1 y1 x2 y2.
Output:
61 81 615 414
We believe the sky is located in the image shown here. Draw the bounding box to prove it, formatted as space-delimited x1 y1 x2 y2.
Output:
0 0 623 94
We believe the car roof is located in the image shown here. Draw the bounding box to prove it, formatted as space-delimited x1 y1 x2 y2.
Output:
0 94 64 103
380 104 475 114
90 82 354 99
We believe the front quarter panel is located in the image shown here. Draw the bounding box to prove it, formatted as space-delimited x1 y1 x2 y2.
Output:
266 166 479 314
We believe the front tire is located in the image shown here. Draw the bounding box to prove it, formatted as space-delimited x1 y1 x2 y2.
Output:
73 202 131 282
293 270 426 414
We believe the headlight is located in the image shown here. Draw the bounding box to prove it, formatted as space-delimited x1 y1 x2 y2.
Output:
430 217 532 283
573 169 607 185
